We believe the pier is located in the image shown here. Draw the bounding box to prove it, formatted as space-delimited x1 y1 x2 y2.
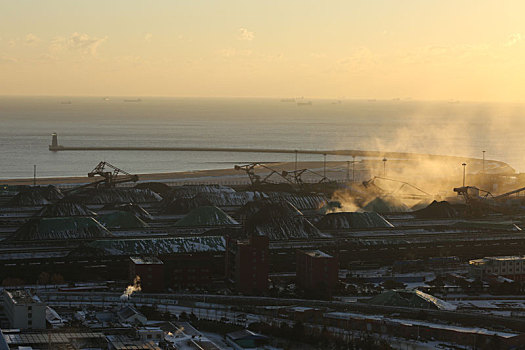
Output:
47 133 501 165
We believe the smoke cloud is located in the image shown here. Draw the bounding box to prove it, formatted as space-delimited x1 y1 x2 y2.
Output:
121 275 141 301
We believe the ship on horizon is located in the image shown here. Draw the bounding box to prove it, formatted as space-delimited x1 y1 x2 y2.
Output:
297 101 312 106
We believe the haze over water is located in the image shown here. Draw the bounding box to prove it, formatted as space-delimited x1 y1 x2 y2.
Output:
1 96 524 179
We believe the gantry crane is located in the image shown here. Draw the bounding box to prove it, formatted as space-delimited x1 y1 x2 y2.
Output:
64 162 139 194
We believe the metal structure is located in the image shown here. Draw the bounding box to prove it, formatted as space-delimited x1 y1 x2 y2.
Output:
87 161 139 188
453 186 496 215
281 168 330 186
234 163 291 186
234 162 333 189
363 176 432 200
494 186 525 200
65 162 139 194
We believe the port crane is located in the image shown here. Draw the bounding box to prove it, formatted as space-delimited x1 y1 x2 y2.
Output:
234 163 292 186
234 163 333 190
362 176 433 200
454 185 525 215
281 168 330 186
64 162 139 194
88 161 139 187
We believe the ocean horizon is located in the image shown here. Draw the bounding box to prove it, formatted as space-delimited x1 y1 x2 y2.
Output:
1 96 524 179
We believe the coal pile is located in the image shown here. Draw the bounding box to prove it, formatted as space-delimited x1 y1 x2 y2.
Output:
134 182 172 198
174 206 239 227
362 197 410 213
170 185 236 199
193 191 263 207
237 199 302 219
316 212 394 230
267 192 327 210
317 201 343 215
38 202 96 217
245 202 324 240
68 188 162 204
5 185 65 206
413 200 457 219
8 217 113 241
6 190 50 206
160 196 213 214
102 203 153 221
37 185 65 201
410 200 433 211
97 211 149 229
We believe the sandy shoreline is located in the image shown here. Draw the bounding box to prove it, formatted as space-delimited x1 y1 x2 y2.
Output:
0 161 353 186
0 157 511 187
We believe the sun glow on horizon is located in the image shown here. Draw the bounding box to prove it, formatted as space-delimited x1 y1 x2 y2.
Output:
1 1 525 102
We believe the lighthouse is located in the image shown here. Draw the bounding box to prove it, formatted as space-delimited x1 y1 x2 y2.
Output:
49 132 60 151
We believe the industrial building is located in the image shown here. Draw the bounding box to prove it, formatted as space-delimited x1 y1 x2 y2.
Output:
226 234 269 294
470 255 525 281
296 250 339 298
129 256 165 293
2 290 46 330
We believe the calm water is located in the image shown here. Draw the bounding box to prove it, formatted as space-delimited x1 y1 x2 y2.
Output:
1 97 524 179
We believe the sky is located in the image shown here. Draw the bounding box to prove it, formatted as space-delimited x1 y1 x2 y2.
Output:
1 0 524 101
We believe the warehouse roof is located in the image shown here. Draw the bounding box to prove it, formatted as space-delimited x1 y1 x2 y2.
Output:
88 236 226 255
174 206 239 227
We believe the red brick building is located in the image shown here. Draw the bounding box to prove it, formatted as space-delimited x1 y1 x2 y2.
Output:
129 257 165 293
226 234 269 295
296 250 338 298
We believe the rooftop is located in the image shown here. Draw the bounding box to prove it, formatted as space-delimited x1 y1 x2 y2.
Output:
489 256 525 261
3 332 105 345
4 290 40 305
130 256 164 265
470 256 525 265
303 250 332 258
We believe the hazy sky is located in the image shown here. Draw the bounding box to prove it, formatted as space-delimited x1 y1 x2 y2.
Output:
1 1 524 101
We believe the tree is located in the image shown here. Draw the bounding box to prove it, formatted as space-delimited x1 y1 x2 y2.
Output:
2 277 24 286
50 273 65 284
38 272 50 285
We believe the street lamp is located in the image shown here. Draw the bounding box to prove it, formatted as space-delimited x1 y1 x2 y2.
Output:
294 150 298 172
482 150 485 174
462 163 467 187
352 155 356 182
323 153 327 178
382 158 387 177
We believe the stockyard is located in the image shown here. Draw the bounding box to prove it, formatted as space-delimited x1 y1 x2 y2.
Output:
2 157 525 349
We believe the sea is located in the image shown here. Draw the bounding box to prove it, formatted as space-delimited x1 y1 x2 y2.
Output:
1 96 524 179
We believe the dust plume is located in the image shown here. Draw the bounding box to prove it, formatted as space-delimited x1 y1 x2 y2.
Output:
330 102 525 210
121 275 141 300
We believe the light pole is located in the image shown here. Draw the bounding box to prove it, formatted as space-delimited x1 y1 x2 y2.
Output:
294 150 298 172
323 153 327 178
382 158 387 177
352 155 356 182
482 150 485 174
33 165 36 186
462 163 467 187
346 161 350 182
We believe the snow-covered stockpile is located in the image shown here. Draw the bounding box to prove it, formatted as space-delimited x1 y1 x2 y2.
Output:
69 188 162 204
266 192 327 210
316 212 394 230
245 202 325 240
9 217 113 241
88 236 226 255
